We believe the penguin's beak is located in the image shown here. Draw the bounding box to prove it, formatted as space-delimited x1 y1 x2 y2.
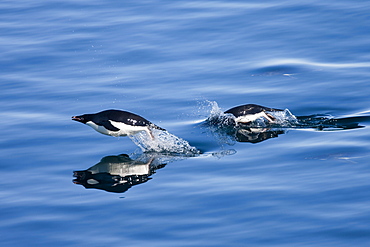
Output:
72 116 83 122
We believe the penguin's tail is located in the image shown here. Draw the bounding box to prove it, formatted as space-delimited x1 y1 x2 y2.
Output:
150 124 166 131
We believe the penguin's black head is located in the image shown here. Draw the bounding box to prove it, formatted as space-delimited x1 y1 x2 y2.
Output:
72 114 91 124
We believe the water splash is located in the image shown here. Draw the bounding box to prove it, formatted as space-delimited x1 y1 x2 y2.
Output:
201 100 234 127
129 128 200 155
267 109 299 127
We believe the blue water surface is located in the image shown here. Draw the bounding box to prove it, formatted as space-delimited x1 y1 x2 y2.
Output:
1 0 370 246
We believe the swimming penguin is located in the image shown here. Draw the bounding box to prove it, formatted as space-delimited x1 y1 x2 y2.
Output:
225 104 284 125
72 109 165 139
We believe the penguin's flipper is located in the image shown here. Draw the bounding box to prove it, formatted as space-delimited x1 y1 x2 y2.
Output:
100 120 120 131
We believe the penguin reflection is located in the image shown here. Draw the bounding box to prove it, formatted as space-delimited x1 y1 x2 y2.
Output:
235 128 285 143
73 154 166 193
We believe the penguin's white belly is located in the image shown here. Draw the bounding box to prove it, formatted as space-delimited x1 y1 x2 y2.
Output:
110 121 150 136
235 111 272 123
86 121 149 137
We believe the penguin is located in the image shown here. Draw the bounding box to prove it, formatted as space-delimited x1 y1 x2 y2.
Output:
72 109 165 139
224 104 284 125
